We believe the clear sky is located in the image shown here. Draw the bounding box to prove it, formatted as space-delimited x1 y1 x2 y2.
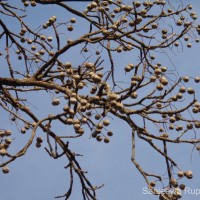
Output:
1 1 200 200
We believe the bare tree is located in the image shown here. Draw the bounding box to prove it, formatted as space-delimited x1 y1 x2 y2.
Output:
0 0 200 199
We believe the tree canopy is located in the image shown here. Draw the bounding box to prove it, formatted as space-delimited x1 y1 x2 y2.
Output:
1 0 200 199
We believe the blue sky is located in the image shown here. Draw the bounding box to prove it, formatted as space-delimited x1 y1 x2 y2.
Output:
1 0 200 200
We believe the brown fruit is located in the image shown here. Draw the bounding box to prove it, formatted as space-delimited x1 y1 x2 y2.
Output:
5 138 12 145
107 131 113 136
170 178 178 187
187 123 193 130
0 148 7 156
96 135 103 142
179 184 185 190
67 25 73 31
36 137 43 143
36 142 41 148
156 84 164 91
187 88 195 94
184 170 193 179
2 166 9 174
104 137 110 143
150 181 156 187
103 119 110 126
182 76 189 82
52 98 60 106
177 171 184 178
179 87 186 93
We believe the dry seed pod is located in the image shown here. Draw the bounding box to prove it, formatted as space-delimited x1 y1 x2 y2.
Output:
107 131 113 136
2 166 9 174
159 77 168 86
173 188 182 199
0 148 7 156
31 45 37 51
81 117 87 124
77 82 84 89
92 74 101 83
184 170 193 179
150 181 156 187
91 132 97 138
104 137 110 143
116 102 123 110
43 24 48 29
171 96 177 102
5 138 12 145
21 127 26 134
154 68 162 75
95 114 101 120
96 123 103 129
66 118 73 125
131 92 138 99
192 107 198 113
80 99 87 106
195 77 200 83
73 119 80 124
5 130 12 136
176 20 183 26
161 66 167 72
108 93 118 100
40 35 46 41
20 37 26 43
187 88 195 94
176 93 183 99
170 178 178 187
179 87 186 93
36 137 43 143
161 133 168 138
39 49 45 55
31 1 36 7
36 142 41 148
187 43 192 48
70 97 77 104
134 1 141 7
159 128 164 132
103 119 110 126
150 76 157 82
76 128 84 135
196 146 200 151
85 62 94 69
63 105 70 112
52 98 60 106
74 124 80 130
96 135 103 142
64 62 72 69
179 184 185 190
156 84 164 91
176 125 183 131
70 18 76 23
27 39 32 44
195 121 200 128
177 171 184 178
131 81 137 86
182 76 189 82
47 36 53 42
21 27 27 33
24 1 29 7
174 42 179 47
86 111 91 116
169 124 174 130
169 117 176 123
124 65 132 72
67 25 73 31
49 51 55 57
